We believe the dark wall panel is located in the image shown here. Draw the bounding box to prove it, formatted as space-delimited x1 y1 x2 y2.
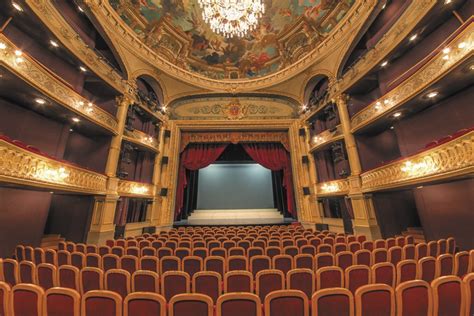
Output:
63 132 110 173
0 187 51 258
44 194 94 243
357 129 401 171
414 179 474 250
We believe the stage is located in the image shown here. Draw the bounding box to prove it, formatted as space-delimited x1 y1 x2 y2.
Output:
174 208 294 226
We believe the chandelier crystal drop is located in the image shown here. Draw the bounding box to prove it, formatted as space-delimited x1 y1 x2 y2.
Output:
197 0 265 38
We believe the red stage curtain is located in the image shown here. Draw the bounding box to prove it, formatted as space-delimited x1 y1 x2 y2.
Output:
242 143 295 216
175 143 228 218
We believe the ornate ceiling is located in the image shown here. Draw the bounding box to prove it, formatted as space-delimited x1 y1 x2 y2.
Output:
109 0 355 81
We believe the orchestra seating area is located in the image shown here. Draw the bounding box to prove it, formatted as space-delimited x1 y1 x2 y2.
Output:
1 225 473 315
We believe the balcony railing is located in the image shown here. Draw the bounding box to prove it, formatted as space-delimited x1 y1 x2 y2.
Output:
361 130 473 191
316 179 350 197
123 129 159 152
117 180 155 198
0 139 107 194
351 22 473 131
0 35 119 134
309 125 344 152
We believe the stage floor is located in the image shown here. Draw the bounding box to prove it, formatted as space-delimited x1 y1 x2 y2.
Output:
180 208 286 226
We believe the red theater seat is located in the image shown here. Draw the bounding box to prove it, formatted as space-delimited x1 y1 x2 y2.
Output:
132 270 160 293
355 284 395 316
256 269 285 302
345 265 371 294
44 287 80 316
105 269 130 299
432 276 465 316
12 284 44 316
316 266 343 290
192 271 222 303
371 262 395 288
0 281 12 316
217 292 262 316
81 290 122 316
124 292 166 316
312 288 354 316
224 271 253 293
417 257 436 283
58 265 80 291
395 280 432 316
287 269 314 300
264 289 308 316
161 271 190 302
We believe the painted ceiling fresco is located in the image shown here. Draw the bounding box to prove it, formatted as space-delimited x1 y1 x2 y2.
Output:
110 0 355 80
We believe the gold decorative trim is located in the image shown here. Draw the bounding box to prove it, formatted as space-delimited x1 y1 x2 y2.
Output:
25 0 126 93
117 179 154 198
0 35 119 134
351 22 474 131
317 179 350 196
361 131 474 191
84 0 376 91
309 125 344 152
0 139 107 194
335 0 437 93
123 129 159 152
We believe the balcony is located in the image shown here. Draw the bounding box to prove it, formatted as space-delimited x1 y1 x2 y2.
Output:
361 130 473 191
0 35 119 134
117 180 155 198
0 137 107 194
351 21 474 132
316 179 350 197
309 125 344 152
123 129 159 153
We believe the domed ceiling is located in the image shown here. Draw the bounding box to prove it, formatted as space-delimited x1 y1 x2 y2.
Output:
109 0 355 80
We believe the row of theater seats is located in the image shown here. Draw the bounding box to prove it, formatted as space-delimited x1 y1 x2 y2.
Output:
1 273 473 315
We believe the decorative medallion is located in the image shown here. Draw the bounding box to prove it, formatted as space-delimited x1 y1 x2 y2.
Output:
224 99 247 120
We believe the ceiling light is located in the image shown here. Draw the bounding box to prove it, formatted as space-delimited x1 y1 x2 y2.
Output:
381 61 388 67
78 101 84 106
382 3 386 9
392 112 402 118
458 42 466 49
88 102 93 107
390 126 394 130
0 42 6 50
417 186 424 189
427 91 438 98
444 0 451 4
15 57 24 63
442 55 450 60
50 40 59 47
79 66 87 72
470 64 474 71
375 102 381 110
442 47 450 54
12 2 23 11
14 50 22 56
78 6 84 12
72 117 80 123
69 129 73 132
409 34 417 41
35 98 46 105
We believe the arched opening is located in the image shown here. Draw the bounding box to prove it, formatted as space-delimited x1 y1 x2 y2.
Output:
303 75 330 109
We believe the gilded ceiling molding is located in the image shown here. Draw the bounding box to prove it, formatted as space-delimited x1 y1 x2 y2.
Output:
81 0 377 92
309 125 344 152
180 131 290 152
351 23 474 132
361 131 474 191
123 129 159 153
333 0 437 93
25 0 127 93
316 179 350 197
0 35 119 134
117 180 155 198
0 139 107 194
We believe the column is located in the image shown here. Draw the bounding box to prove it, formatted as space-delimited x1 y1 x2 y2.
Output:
149 123 167 227
335 94 382 240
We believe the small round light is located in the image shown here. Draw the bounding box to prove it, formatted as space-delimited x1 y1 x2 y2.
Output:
458 42 466 49
427 91 438 98
445 0 452 4
78 6 84 12
0 42 6 50
88 102 93 107
14 50 22 56
393 112 402 118
390 126 394 130
442 47 450 54
79 66 87 72
12 2 23 11
72 117 80 123
50 40 59 47
69 129 73 132
35 98 46 104
409 34 417 41
15 57 24 63
381 61 388 67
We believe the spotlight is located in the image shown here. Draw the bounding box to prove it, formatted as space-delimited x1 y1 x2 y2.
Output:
12 2 23 11
390 126 394 130
392 112 402 118
0 42 6 50
35 98 46 105
427 91 438 98
69 129 73 132
409 34 417 41
381 61 388 67
72 117 80 123
50 40 59 47
78 6 84 12
79 66 87 72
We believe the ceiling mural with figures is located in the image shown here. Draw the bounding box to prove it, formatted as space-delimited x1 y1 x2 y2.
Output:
109 0 355 80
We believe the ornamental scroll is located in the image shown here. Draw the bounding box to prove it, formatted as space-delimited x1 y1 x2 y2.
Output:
180 132 290 152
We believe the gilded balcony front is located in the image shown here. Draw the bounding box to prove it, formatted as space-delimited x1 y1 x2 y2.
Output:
0 35 119 134
117 180 155 198
123 129 159 153
309 125 344 152
0 139 107 194
361 130 474 191
316 179 350 197
351 22 474 132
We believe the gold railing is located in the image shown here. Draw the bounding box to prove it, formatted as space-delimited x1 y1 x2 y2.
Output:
0 35 119 134
351 22 474 131
317 179 350 196
25 0 126 93
309 125 344 152
361 131 474 191
0 139 107 194
117 180 155 198
123 129 159 152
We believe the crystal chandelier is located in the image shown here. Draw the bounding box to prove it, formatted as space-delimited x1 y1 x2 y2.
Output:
197 0 265 38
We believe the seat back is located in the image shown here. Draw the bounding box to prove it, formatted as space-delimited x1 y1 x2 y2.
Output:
204 256 225 278
124 292 166 316
454 251 470 278
415 243 428 261
44 287 80 316
250 256 271 276
58 250 71 267
33 248 45 264
58 265 80 291
80 267 104 294
354 250 372 267
312 288 354 316
432 275 464 316
373 249 388 264
317 266 344 290
396 260 417 285
464 273 474 316
71 252 86 270
345 265 371 294
140 256 159 273
395 280 432 316
402 245 415 260
37 263 57 290
336 251 354 271
216 292 262 316
264 289 308 316
102 254 120 272
272 255 293 275
105 269 130 299
85 253 101 269
12 284 44 316
295 254 314 270
182 256 203 278
355 284 395 316
160 256 181 274
0 281 12 316
161 271 190 302
224 271 253 293
371 262 395 288
388 246 402 266
436 254 454 277
193 271 221 303
120 255 139 275
81 290 122 316
256 269 284 302
132 270 160 292
287 268 314 300
19 261 37 284
315 253 334 270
